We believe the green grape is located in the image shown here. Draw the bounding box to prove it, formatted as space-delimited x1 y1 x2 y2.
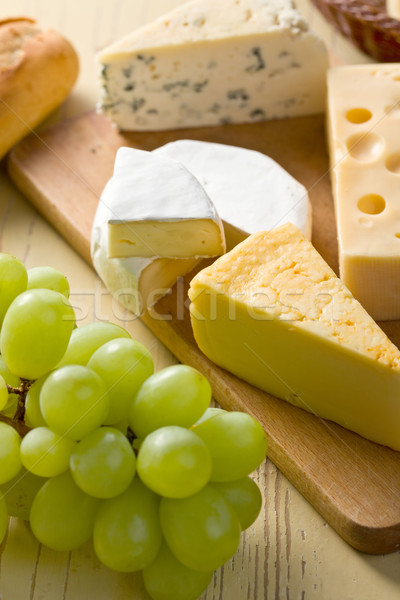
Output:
211 477 262 530
132 437 142 452
57 321 130 367
30 471 99 551
24 376 47 428
0 493 8 544
1 467 46 520
137 426 212 499
192 411 267 482
0 375 8 411
0 253 28 326
129 365 211 439
1 393 18 418
93 476 162 572
20 427 76 477
0 289 75 379
160 485 241 572
112 419 128 435
40 365 109 440
70 427 136 498
27 266 69 298
0 422 22 484
143 542 213 600
0 356 20 417
87 338 154 424
193 406 226 426
0 356 20 388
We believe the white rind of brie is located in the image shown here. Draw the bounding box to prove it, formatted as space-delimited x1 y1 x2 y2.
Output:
107 147 226 259
91 141 312 316
91 179 199 316
154 139 312 247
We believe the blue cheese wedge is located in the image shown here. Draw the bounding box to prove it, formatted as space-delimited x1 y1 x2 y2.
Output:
96 0 329 131
106 147 225 259
154 139 311 248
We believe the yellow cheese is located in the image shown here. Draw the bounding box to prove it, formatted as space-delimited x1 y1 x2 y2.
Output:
189 223 400 451
327 64 400 320
108 219 224 259
106 147 225 260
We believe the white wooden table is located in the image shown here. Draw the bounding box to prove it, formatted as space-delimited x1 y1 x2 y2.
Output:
0 1 399 599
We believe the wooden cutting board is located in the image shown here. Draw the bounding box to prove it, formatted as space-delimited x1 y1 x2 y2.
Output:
7 110 400 555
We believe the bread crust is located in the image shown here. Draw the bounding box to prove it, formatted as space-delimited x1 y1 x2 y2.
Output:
0 18 79 159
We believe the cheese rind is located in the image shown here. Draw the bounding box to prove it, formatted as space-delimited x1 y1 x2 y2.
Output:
97 0 328 131
107 147 225 259
189 223 400 450
92 141 312 315
91 179 199 316
154 140 312 247
327 64 400 320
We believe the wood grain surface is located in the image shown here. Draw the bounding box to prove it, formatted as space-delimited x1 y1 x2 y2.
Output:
8 108 400 556
1 0 400 599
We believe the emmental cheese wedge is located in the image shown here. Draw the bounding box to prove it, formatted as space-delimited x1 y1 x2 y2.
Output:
189 223 400 451
107 148 225 259
327 64 400 320
97 0 328 131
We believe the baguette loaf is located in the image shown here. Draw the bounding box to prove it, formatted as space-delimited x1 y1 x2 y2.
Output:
0 17 79 160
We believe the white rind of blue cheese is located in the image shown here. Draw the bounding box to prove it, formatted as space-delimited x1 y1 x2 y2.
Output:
96 0 329 131
153 139 311 248
107 147 226 259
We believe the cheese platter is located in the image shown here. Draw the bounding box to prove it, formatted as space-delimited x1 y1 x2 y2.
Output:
7 108 400 555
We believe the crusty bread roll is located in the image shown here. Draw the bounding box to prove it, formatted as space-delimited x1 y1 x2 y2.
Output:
0 17 79 160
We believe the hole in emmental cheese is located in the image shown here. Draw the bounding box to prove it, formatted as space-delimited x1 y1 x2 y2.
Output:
346 133 383 161
385 153 400 173
357 194 385 215
345 108 372 124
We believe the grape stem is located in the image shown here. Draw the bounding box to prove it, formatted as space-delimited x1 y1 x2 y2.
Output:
6 379 33 397
4 378 34 435
0 413 30 437
6 385 25 396
127 427 140 455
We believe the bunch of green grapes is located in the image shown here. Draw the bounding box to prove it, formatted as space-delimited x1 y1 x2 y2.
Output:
0 252 267 600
